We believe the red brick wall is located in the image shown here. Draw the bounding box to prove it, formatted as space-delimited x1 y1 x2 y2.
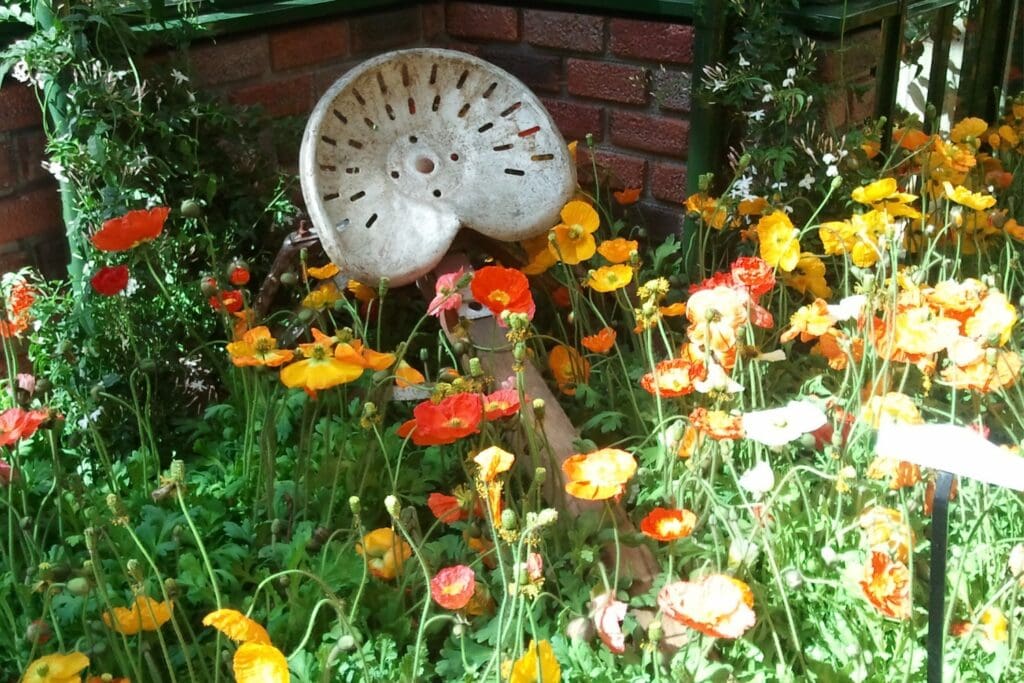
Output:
0 82 66 277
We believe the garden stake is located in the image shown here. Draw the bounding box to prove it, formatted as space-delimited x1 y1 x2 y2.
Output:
926 470 954 683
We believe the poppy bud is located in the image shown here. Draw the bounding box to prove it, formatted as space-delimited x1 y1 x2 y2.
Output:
276 575 290 588
384 495 401 518
348 496 361 516
500 509 518 530
531 398 545 420
228 260 250 286
90 640 108 656
164 578 179 598
200 276 219 296
280 272 298 286
127 559 143 583
297 308 315 323
647 619 663 643
338 634 357 651
179 199 203 218
27 620 51 645
452 624 465 637
66 577 91 596
512 343 526 363
438 367 460 383
534 467 546 485
782 567 803 589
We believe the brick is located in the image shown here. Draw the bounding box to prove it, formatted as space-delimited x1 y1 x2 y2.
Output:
818 27 882 82
650 162 688 202
610 19 694 64
0 249 29 274
639 200 684 239
421 0 445 40
541 98 603 142
0 186 62 243
524 9 603 53
313 62 359 97
652 68 691 112
576 148 646 190
610 110 688 158
479 48 561 94
567 59 647 105
0 84 42 132
446 2 519 42
351 6 422 54
190 35 269 86
229 74 313 118
270 20 348 71
848 77 876 123
17 131 49 185
0 136 15 194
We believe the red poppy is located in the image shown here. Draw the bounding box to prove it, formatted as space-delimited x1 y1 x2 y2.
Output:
91 207 170 252
730 256 775 299
0 407 48 447
640 358 705 398
410 393 483 446
469 266 535 321
210 290 244 313
427 492 467 524
91 265 130 296
229 267 251 286
551 286 571 309
430 565 476 610
1 281 35 338
640 507 697 541
483 388 520 421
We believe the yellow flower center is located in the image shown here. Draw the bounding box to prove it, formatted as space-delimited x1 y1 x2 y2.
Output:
254 338 273 354
490 290 511 305
569 224 583 239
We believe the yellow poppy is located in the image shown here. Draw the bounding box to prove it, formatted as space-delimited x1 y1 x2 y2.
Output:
587 265 633 292
943 182 997 211
509 640 561 683
473 446 515 482
280 329 364 392
233 642 289 683
301 281 342 310
347 279 377 303
596 238 638 264
781 253 832 299
103 596 173 635
522 233 558 275
562 448 636 501
202 609 271 644
549 200 600 265
226 326 294 368
949 117 987 144
755 211 800 272
851 178 899 205
21 652 89 683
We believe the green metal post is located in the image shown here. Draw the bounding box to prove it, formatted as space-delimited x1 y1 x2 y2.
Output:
682 0 727 283
924 4 955 133
876 0 908 151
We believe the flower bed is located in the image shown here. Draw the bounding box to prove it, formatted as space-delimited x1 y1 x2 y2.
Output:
3 98 1024 681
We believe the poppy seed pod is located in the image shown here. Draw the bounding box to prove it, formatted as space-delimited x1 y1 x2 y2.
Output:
469 357 484 377
179 198 203 218
500 509 518 530
66 577 91 597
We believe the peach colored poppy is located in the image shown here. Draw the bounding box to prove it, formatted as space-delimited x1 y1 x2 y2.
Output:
562 448 636 501
430 565 476 610
640 358 705 398
860 551 911 620
658 574 756 638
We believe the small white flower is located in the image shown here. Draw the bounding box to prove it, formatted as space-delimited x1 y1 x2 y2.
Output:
754 349 787 363
743 400 827 449
12 60 30 83
825 165 840 178
747 109 765 122
170 68 189 84
728 537 759 567
41 160 68 183
782 67 796 88
761 84 774 102
739 461 775 498
821 152 837 165
771 180 788 191
122 277 139 297
821 546 838 565
738 54 750 67
798 173 815 190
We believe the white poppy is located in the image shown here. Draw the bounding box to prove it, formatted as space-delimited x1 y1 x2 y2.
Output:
743 400 827 448
738 461 775 498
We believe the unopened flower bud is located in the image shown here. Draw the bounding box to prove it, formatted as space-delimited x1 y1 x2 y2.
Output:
164 578 179 598
377 277 390 298
500 509 518 530
180 198 204 218
469 357 484 377
648 619 663 643
534 467 547 485
338 634 357 651
535 509 558 527
452 623 465 637
532 398 545 420
782 567 803 589
170 459 185 483
384 495 401 518
127 559 143 582
280 271 298 286
513 343 526 363
830 176 843 191
66 577 91 597
348 496 361 516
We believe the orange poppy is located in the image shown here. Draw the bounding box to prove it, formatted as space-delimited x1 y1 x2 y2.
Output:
597 238 639 264
689 407 743 440
582 327 616 354
657 574 756 638
729 256 775 299
0 279 34 338
780 299 835 343
640 507 697 541
548 345 590 396
334 339 395 371
923 474 959 515
866 456 921 490
941 349 1021 392
430 565 476 610
356 528 412 580
860 551 911 620
103 596 173 635
522 234 558 275
427 491 468 524
470 266 535 321
395 361 426 388
483 388 520 420
811 329 863 370
613 187 641 205
640 358 705 398
233 642 289 683
91 207 169 252
409 393 483 446
226 326 294 368
859 506 914 562
659 302 687 317
893 127 931 151
202 609 271 644
305 262 340 280
347 279 377 303
562 448 636 500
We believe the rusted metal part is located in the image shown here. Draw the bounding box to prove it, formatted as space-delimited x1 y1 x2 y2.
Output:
253 218 321 321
